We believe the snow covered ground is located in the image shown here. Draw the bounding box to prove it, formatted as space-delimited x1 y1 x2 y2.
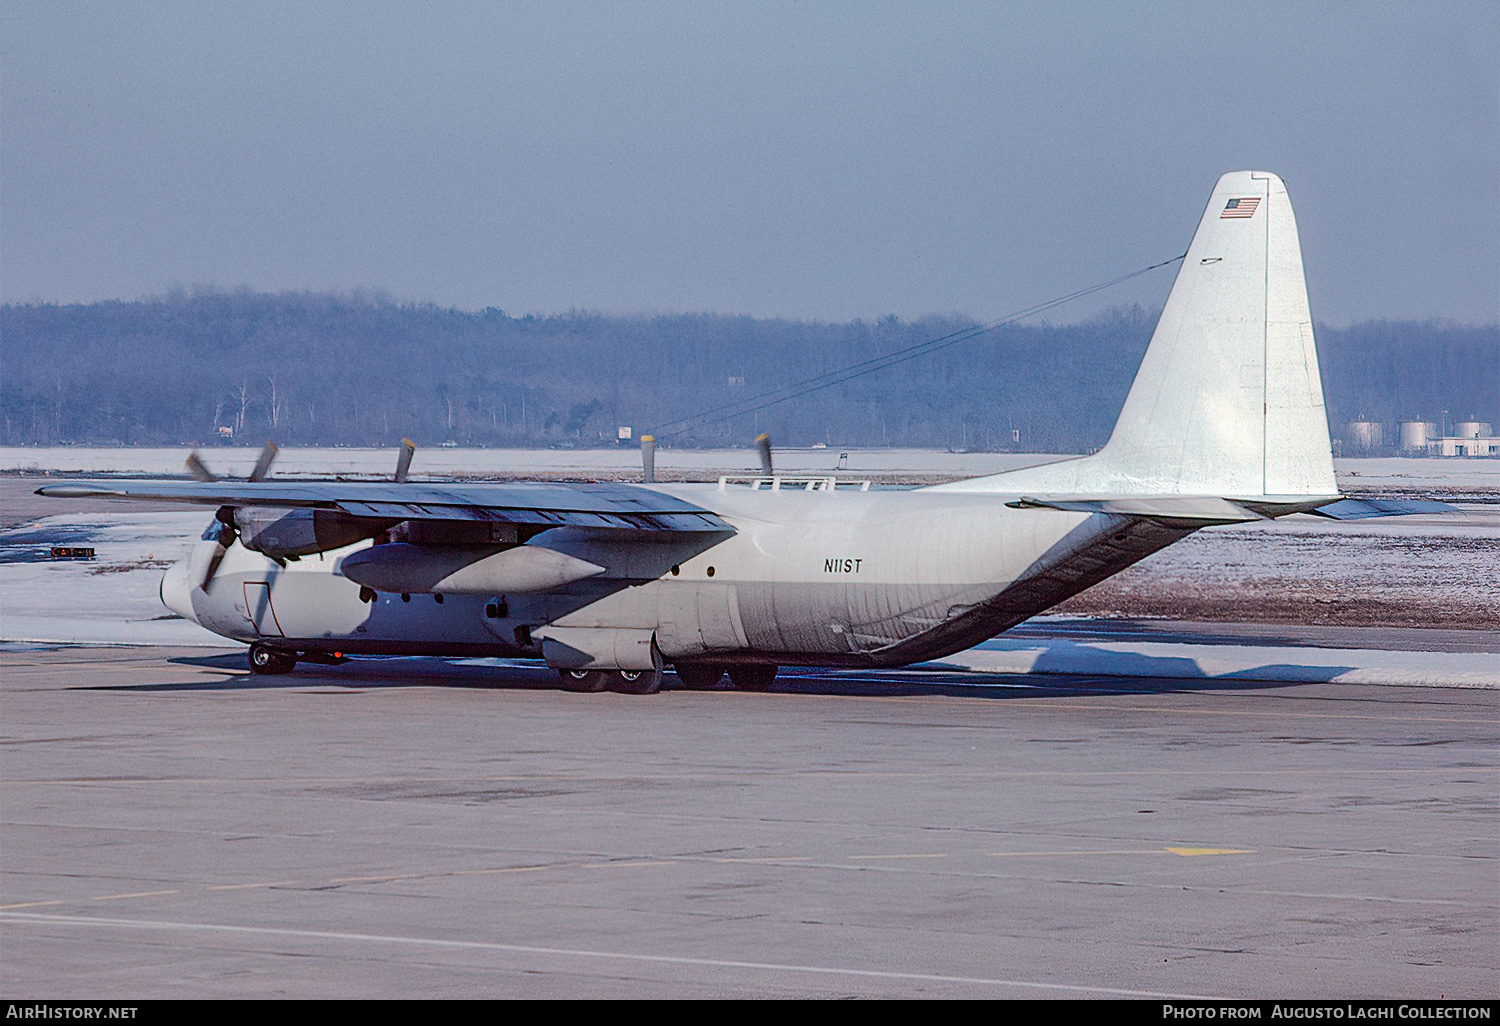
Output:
1053 504 1500 628
0 511 222 647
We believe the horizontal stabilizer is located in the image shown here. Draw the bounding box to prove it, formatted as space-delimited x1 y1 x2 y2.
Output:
1310 498 1459 520
1007 495 1265 523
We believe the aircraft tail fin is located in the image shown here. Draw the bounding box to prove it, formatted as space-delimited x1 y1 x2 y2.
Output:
939 171 1337 500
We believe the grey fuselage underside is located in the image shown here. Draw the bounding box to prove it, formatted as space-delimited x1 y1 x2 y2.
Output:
184 484 1194 668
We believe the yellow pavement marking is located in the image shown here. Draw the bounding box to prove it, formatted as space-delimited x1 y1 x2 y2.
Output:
206 881 296 890
0 900 65 910
329 874 425 884
92 890 178 901
1166 847 1254 857
849 853 948 860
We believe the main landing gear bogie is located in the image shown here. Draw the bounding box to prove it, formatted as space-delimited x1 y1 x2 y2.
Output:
247 642 298 675
728 664 778 692
670 663 781 692
558 666 663 695
674 663 726 689
560 663 778 694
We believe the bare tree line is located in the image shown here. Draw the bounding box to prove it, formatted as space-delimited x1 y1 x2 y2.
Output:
1 291 1494 452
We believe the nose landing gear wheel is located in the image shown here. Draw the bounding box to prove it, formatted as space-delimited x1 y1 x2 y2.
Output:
559 669 609 693
729 664 778 692
248 642 297 675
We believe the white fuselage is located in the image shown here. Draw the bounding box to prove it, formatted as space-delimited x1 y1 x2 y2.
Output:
163 482 1190 668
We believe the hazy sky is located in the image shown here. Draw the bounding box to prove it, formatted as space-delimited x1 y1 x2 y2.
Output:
3 1 1497 324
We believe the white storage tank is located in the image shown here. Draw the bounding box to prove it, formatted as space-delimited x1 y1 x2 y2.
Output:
1345 420 1384 452
1398 421 1435 451
1454 421 1493 439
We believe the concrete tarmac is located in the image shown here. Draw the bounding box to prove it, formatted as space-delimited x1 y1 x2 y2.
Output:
1 646 1495 999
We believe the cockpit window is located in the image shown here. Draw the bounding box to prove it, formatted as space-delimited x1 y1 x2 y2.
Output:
201 521 225 542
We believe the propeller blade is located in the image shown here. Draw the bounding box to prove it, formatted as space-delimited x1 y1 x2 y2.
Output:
185 451 219 482
641 435 656 483
755 433 773 476
199 507 238 590
248 441 279 482
394 438 416 483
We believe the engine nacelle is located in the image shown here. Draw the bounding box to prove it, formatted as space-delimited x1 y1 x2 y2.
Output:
536 627 659 671
337 543 606 595
234 507 392 559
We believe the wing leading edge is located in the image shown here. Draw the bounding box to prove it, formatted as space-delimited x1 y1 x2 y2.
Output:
35 480 730 533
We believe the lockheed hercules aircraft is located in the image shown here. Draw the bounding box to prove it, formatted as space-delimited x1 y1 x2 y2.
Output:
42 172 1428 694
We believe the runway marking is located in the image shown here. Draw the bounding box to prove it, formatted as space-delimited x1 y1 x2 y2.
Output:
91 889 178 901
0 900 64 910
579 860 676 870
988 848 1173 857
206 880 297 890
0 911 1221 999
448 866 552 876
5 763 1491 788
329 874 426 884
1166 847 1253 857
712 857 812 864
848 853 948 860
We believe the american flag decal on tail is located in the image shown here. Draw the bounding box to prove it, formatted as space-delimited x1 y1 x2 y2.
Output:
1221 197 1260 219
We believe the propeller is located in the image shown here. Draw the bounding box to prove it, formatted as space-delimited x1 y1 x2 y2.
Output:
755 433 774 476
394 438 416 482
248 441 278 482
185 451 219 482
183 440 278 590
198 506 238 589
185 440 278 483
641 435 656 483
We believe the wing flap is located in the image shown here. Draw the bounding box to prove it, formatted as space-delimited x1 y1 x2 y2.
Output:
334 500 724 532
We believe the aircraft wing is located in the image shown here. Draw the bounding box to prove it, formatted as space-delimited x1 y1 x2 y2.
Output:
35 480 729 533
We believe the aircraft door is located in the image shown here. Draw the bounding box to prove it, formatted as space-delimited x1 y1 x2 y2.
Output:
242 582 284 637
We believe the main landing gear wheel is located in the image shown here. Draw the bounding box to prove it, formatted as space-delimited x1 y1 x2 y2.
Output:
613 666 663 696
674 664 726 690
559 669 609 693
729 664 778 692
248 642 297 675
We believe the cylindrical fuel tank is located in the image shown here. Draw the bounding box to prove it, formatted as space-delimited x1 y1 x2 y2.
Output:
338 543 605 594
1398 421 1433 450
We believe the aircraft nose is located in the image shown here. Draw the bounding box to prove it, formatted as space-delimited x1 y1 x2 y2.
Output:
159 557 199 623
